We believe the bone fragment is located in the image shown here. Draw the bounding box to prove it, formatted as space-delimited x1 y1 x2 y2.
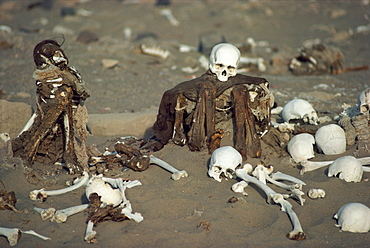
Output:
308 188 326 199
33 207 56 220
231 181 249 196
18 113 37 136
29 171 89 201
160 9 180 26
50 204 89 223
282 188 306 206
149 155 188 180
0 227 20 246
84 220 97 243
252 164 273 184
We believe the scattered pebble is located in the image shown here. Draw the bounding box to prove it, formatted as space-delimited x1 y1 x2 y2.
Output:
101 59 119 69
77 30 99 44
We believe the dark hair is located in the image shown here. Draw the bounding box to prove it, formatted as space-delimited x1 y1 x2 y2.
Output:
33 39 68 68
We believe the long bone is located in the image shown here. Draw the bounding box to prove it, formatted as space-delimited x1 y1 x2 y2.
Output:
50 204 89 223
236 167 306 240
84 220 96 242
300 156 370 175
0 227 50 246
270 171 306 185
149 155 188 180
29 171 89 201
160 9 179 26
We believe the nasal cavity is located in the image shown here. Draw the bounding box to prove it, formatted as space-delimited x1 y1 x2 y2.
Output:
222 70 227 76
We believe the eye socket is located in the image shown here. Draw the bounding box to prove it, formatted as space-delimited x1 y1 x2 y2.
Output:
214 63 224 70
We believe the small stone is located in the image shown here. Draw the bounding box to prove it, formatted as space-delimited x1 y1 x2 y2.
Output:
77 30 99 44
101 59 119 69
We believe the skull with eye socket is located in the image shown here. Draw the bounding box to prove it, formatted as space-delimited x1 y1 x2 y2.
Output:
33 39 69 69
209 43 240 82
143 43 279 160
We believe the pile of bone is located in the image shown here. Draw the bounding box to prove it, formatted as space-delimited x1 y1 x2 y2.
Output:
271 88 370 182
208 146 370 240
29 172 143 244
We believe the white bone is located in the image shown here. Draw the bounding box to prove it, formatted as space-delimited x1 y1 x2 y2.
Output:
315 124 346 155
160 9 179 26
334 203 370 233
178 44 197 53
281 99 319 125
236 167 306 240
103 178 144 223
307 188 326 199
239 56 266 72
208 146 242 182
282 188 306 206
287 133 315 163
300 160 333 174
34 207 56 220
29 171 89 200
270 171 306 185
358 88 370 113
252 164 273 184
18 113 37 136
328 156 363 182
0 227 20 246
270 194 306 240
150 155 188 180
301 156 370 174
231 181 249 196
50 204 89 223
20 230 51 241
85 175 123 207
84 220 97 242
0 227 51 247
209 43 240 82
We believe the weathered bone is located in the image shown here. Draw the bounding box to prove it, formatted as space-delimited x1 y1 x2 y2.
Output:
29 171 89 201
300 156 370 175
307 188 326 199
84 220 97 242
236 167 306 240
0 227 51 247
270 171 306 185
149 155 188 180
231 181 249 196
50 204 89 223
160 9 180 26
334 202 370 233
34 207 56 220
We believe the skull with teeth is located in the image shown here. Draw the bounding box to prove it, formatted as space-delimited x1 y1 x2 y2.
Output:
209 43 240 82
208 146 242 182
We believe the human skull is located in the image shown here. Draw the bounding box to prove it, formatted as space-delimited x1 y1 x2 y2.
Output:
208 146 242 182
209 43 240 82
328 156 363 183
281 99 319 125
287 133 315 163
334 203 370 233
315 124 346 155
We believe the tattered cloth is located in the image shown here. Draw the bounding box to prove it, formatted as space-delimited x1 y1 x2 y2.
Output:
152 69 268 146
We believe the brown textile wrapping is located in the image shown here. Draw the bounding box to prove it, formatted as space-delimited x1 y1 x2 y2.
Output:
152 70 267 147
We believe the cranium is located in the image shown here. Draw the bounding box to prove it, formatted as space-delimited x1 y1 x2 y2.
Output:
209 43 240 82
328 156 363 183
287 133 315 163
281 99 319 125
315 124 346 155
208 146 242 182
